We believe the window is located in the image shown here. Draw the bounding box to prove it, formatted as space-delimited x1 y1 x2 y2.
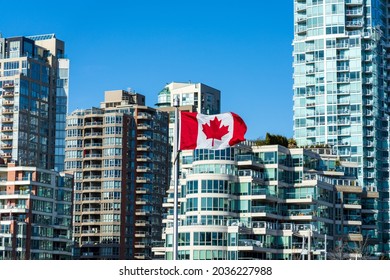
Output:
186 198 198 211
193 232 227 246
178 233 190 246
201 180 228 194
201 197 229 211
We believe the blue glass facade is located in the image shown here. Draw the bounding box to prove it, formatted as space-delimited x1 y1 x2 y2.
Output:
293 0 389 257
0 34 69 171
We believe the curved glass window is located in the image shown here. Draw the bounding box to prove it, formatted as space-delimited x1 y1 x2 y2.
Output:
201 180 229 193
192 164 236 175
194 148 235 161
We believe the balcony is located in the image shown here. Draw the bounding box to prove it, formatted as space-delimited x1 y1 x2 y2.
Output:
336 55 349 61
337 130 350 136
345 0 363 5
337 78 350 83
136 155 152 162
237 239 266 248
84 132 103 137
252 188 277 197
1 116 14 123
2 83 15 88
346 21 363 28
135 231 149 238
337 109 350 115
83 175 102 181
84 143 103 148
134 253 147 260
137 134 151 141
0 190 31 198
0 204 29 214
363 67 373 73
136 188 150 194
137 124 152 130
84 121 103 127
2 101 14 106
346 10 363 17
137 113 152 119
80 183 99 190
81 197 101 202
343 198 361 208
296 5 306 13
1 144 12 149
135 220 150 227
81 241 100 247
136 177 152 183
237 169 263 182
251 206 278 216
81 228 100 235
82 208 101 213
83 164 102 170
235 154 262 167
363 55 373 62
136 166 151 173
135 209 150 216
284 210 315 221
2 109 14 115
81 219 101 223
337 66 350 72
296 27 307 34
1 126 13 132
136 145 150 151
296 16 307 23
364 100 373 106
285 193 314 202
84 153 102 158
337 119 350 125
336 43 349 49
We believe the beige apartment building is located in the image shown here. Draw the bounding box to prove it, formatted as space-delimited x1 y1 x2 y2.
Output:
65 89 169 259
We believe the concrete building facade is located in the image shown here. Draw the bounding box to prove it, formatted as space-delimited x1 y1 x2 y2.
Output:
65 89 169 259
0 161 73 260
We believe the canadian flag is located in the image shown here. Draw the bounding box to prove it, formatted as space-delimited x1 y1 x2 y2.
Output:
179 112 247 150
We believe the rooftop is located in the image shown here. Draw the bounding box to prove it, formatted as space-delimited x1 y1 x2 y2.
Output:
26 34 56 41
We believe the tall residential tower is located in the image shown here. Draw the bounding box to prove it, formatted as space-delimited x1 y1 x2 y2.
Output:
65 89 169 260
0 34 69 171
292 0 389 257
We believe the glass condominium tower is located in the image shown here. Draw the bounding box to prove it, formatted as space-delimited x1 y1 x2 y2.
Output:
293 0 389 257
0 34 69 171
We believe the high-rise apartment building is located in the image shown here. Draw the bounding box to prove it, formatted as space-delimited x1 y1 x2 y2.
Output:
153 82 221 258
0 161 73 260
0 33 72 260
156 81 221 143
157 82 220 112
154 144 378 260
65 89 169 260
0 33 69 171
292 0 389 257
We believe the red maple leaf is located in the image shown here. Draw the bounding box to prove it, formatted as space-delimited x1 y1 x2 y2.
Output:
202 117 229 147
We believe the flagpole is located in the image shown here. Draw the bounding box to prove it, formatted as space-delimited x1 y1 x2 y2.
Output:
172 96 180 260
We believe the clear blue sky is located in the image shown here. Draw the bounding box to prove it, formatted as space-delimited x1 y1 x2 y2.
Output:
1 0 294 140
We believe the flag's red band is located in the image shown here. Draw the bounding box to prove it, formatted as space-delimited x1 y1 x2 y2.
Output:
229 112 247 146
179 112 198 150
